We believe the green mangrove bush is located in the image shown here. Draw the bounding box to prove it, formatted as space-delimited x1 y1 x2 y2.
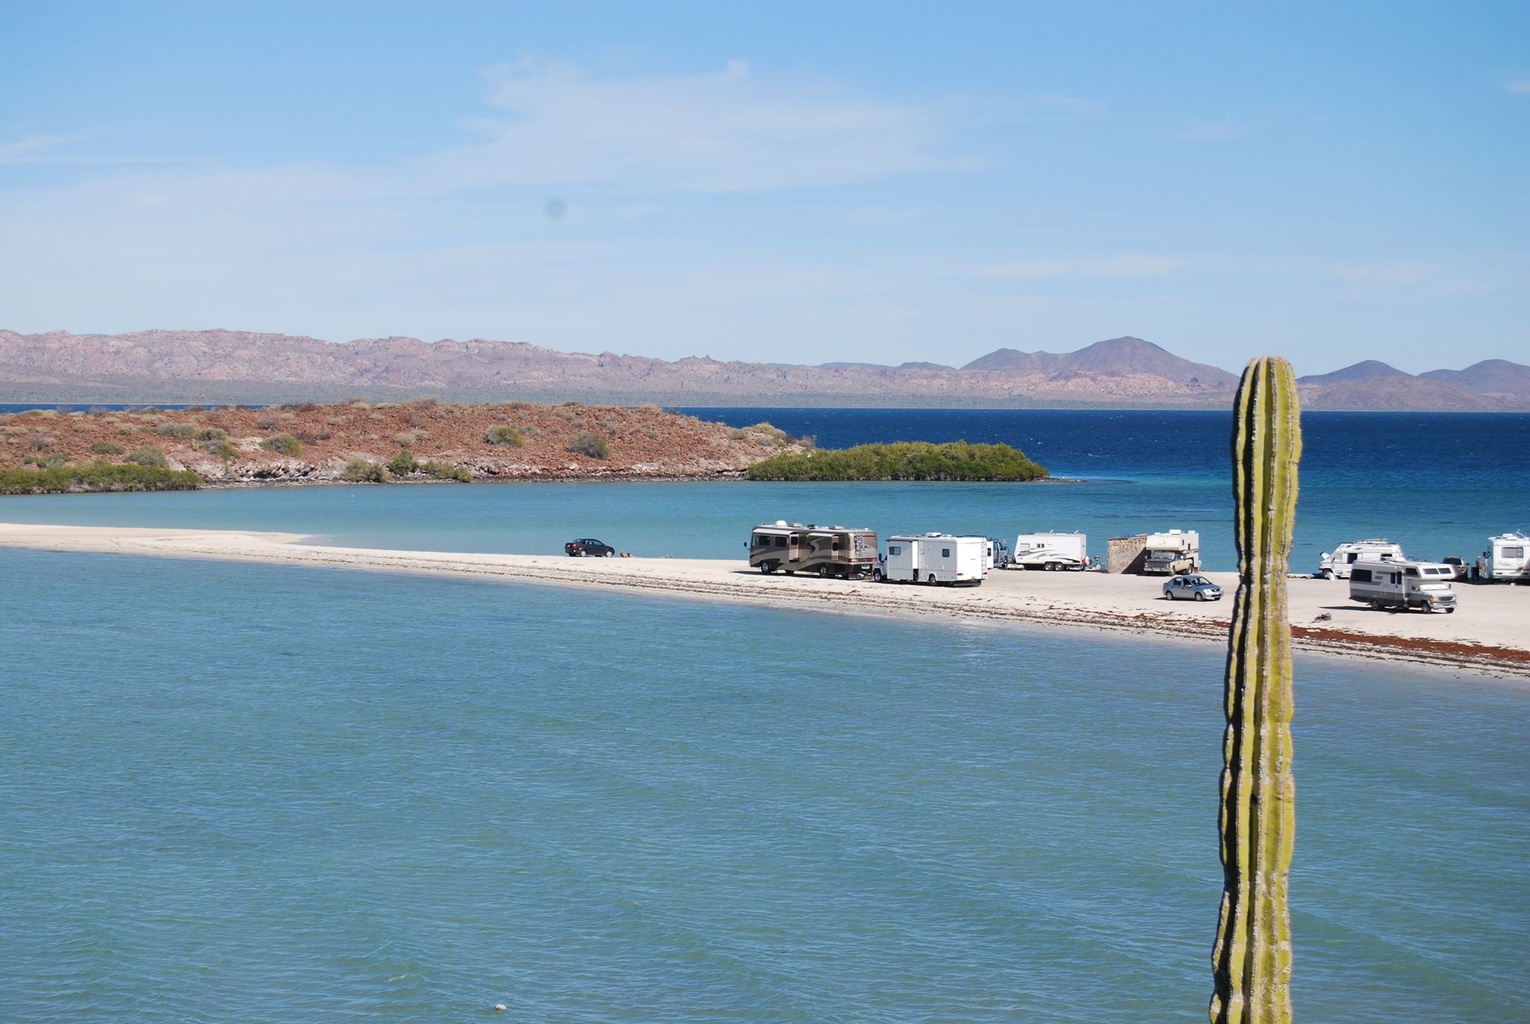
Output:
0 463 202 495
746 441 1047 482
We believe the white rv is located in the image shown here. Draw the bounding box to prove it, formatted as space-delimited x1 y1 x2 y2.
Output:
1143 530 1200 575
1476 532 1529 583
1318 539 1405 579
876 534 987 586
1348 560 1458 613
1011 532 1088 571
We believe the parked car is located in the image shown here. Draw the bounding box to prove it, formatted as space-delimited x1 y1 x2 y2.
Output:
1162 574 1223 601
565 538 616 557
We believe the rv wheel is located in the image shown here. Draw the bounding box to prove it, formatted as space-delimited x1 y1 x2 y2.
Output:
759 561 773 574
817 564 829 578
873 569 884 582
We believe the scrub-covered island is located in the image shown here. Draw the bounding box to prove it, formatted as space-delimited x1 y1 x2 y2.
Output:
0 399 1048 492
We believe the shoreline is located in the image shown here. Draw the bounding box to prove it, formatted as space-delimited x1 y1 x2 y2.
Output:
3 522 1527 680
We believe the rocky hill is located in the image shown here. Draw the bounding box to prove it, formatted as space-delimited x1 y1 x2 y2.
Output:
1296 359 1529 411
0 399 803 485
1 328 1524 410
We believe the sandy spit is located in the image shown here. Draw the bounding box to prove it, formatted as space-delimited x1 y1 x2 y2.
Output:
3 522 1527 680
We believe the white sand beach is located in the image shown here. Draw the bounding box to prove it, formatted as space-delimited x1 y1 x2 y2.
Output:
3 522 1526 679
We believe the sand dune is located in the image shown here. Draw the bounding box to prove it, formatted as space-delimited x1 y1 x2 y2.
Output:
3 522 1526 679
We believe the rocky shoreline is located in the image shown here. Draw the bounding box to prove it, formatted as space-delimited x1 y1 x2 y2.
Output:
0 399 806 486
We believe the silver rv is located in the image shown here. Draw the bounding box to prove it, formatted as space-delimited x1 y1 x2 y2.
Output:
749 521 879 578
1348 560 1458 613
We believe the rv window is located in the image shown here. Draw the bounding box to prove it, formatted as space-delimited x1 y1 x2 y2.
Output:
942 548 951 557
1352 568 1372 582
889 545 901 556
1506 546 1525 559
776 537 787 548
832 541 841 551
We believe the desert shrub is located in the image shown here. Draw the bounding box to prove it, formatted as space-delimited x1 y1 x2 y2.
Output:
420 460 472 482
341 459 390 483
484 424 523 447
90 440 126 455
394 430 418 447
26 453 70 470
568 432 610 459
746 441 1048 482
388 450 419 476
201 438 238 459
198 426 228 441
261 433 303 456
156 423 199 440
125 446 168 469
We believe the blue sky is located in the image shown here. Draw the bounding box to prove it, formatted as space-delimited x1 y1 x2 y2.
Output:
2 2 1525 375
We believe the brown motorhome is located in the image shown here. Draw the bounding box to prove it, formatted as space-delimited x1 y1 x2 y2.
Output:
748 521 879 578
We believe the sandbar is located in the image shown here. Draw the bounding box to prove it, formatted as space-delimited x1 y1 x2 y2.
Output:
2 522 1526 679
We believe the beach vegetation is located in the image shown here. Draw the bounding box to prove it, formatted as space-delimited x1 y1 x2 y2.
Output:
342 459 390 483
201 438 239 459
568 432 610 459
261 433 303 457
746 441 1047 482
90 440 126 455
0 462 201 494
420 460 472 482
388 450 419 476
484 424 523 447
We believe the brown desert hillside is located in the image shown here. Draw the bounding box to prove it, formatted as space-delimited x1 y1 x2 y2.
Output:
2 328 1524 410
0 400 806 484
0 329 1240 408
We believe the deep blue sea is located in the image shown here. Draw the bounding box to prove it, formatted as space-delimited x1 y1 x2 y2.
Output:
2 409 1527 1022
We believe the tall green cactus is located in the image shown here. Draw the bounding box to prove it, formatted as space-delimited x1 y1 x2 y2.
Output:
1211 357 1301 1024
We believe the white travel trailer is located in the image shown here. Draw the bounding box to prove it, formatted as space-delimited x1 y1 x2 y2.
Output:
1318 538 1406 579
876 534 987 586
1011 531 1088 571
1476 532 1530 583
1143 530 1200 575
1348 560 1458 613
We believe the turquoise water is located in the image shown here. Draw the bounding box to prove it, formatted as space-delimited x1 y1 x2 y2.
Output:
2 544 1527 1022
3 409 1528 1020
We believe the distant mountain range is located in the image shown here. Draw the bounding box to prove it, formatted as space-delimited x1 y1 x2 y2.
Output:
0 328 1525 411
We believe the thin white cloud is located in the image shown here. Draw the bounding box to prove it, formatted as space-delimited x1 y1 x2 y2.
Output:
417 57 979 192
1325 261 1491 299
1504 79 1530 94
